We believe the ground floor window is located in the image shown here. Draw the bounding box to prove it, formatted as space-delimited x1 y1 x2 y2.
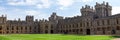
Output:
116 26 120 30
102 28 105 34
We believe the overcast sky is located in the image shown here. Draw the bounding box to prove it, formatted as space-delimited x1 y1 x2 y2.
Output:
0 0 120 20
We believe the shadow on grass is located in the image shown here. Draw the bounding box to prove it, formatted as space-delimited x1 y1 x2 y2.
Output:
112 36 120 38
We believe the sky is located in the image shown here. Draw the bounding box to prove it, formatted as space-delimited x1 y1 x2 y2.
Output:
0 0 120 20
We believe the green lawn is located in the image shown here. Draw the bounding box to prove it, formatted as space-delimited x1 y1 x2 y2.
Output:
0 34 118 40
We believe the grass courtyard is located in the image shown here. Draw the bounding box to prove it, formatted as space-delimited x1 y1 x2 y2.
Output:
0 34 119 40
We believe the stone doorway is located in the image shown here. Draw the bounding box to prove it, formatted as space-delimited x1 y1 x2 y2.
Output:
112 30 116 34
86 29 90 35
50 30 53 33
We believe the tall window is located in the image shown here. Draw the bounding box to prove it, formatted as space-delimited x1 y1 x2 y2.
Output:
97 21 99 26
102 20 104 25
80 23 82 27
107 20 110 25
16 27 18 30
116 19 119 24
25 27 27 30
12 26 14 30
29 27 31 30
76 24 78 28
90 22 92 26
0 26 2 30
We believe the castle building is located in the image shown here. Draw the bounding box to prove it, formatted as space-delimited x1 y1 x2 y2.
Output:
0 2 120 35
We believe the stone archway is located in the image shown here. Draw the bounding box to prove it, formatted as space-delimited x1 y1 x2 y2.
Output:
50 30 53 33
112 29 116 34
86 29 90 35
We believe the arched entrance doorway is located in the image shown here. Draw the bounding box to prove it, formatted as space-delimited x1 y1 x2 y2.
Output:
112 29 116 34
86 29 90 35
50 30 53 33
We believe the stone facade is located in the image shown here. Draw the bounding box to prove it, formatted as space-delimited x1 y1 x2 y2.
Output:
0 2 120 35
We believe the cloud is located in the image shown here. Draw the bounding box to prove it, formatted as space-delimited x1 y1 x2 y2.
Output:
57 0 74 7
56 0 93 10
37 13 49 19
25 10 49 19
36 0 51 8
25 10 39 15
7 0 40 5
79 0 93 3
112 7 120 15
57 0 74 10
0 7 5 11
7 0 51 8
0 7 7 15
7 0 25 5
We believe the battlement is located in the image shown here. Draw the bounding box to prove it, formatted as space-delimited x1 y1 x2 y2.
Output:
80 5 95 16
95 1 112 9
95 1 112 17
81 5 94 13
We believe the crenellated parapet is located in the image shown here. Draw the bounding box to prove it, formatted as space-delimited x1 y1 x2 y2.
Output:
95 1 112 10
81 5 94 12
95 1 112 18
80 5 95 16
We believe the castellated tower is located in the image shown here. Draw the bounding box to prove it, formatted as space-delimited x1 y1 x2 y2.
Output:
95 1 112 18
0 15 7 23
49 12 63 23
80 5 95 16
26 15 34 23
